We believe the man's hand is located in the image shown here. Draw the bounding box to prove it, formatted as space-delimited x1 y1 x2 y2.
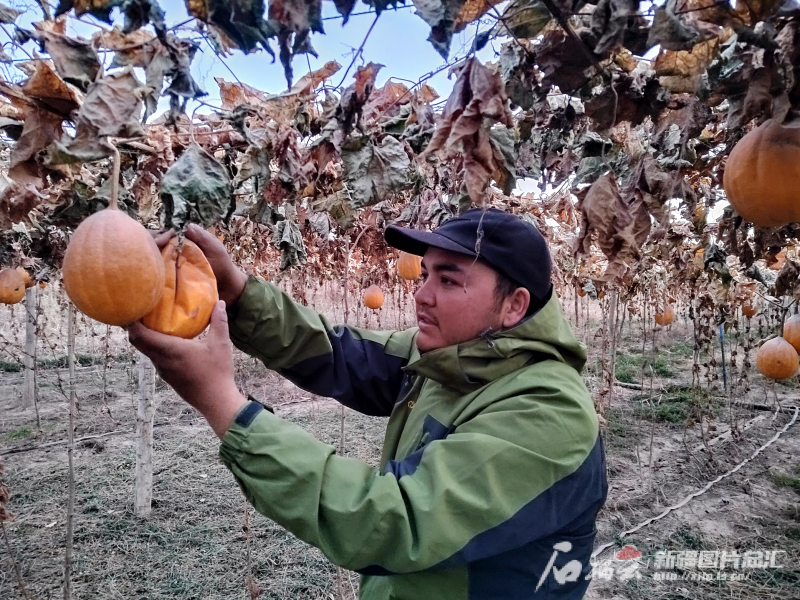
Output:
150 225 248 308
186 224 248 307
128 301 247 438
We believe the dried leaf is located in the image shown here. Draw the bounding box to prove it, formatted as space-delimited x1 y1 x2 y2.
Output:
186 0 274 54
654 38 719 78
455 0 504 33
31 29 100 91
420 58 513 204
269 0 324 87
49 68 145 164
272 216 307 269
341 135 410 209
0 3 22 23
490 0 550 40
576 172 648 281
412 0 469 58
9 106 64 185
0 181 48 229
160 143 233 230
20 60 81 118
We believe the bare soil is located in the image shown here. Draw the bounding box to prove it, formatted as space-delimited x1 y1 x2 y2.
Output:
1 292 799 600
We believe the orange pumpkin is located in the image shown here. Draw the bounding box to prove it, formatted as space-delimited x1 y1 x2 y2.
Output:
577 287 586 297
655 305 674 326
742 302 758 318
597 291 605 299
38 281 47 289
783 315 800 354
397 251 422 280
364 284 384 309
756 337 799 380
0 268 25 304
15 267 34 288
142 238 218 339
62 206 165 326
723 119 800 227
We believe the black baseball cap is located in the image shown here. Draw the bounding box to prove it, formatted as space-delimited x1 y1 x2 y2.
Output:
385 208 553 308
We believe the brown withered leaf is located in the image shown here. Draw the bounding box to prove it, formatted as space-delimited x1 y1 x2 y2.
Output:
0 182 48 229
454 0 505 33
654 38 719 78
31 29 100 91
269 0 324 87
0 2 22 23
576 172 649 281
20 60 81 117
93 26 156 53
774 259 800 297
735 0 789 25
9 106 64 185
326 62 384 147
49 68 145 164
420 58 513 205
217 77 269 109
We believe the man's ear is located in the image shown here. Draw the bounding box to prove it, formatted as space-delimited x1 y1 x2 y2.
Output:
502 288 530 328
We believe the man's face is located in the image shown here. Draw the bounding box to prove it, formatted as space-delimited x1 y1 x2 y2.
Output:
414 247 506 352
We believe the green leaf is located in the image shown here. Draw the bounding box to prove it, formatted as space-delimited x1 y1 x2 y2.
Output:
160 143 233 230
341 135 410 209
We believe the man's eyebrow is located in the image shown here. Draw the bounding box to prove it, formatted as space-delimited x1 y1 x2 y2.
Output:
421 261 465 275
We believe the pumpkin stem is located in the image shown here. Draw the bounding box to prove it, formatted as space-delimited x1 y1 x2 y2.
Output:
109 142 121 211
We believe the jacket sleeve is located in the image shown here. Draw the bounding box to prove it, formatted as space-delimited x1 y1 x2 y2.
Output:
219 372 606 574
226 276 418 417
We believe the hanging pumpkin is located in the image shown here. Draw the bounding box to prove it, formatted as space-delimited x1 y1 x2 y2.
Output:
142 238 218 339
397 251 422 280
577 287 586 297
62 152 165 326
364 285 384 309
723 119 800 227
0 268 25 304
655 305 674 326
783 315 800 353
15 267 34 289
756 337 799 380
38 281 47 290
742 302 758 318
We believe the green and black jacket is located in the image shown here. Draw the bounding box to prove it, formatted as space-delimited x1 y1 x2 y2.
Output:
219 277 607 600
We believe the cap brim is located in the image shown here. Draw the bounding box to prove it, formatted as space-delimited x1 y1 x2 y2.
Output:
385 225 478 257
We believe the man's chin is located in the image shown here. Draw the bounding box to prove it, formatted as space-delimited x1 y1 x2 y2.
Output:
415 331 443 353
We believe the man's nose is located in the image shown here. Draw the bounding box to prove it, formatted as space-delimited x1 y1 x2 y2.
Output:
414 279 434 306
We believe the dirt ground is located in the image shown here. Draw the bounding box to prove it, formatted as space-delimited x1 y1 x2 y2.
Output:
1 292 799 600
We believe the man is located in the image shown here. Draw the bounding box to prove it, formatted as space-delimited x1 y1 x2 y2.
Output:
128 207 607 600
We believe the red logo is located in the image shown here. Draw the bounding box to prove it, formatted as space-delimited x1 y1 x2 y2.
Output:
616 545 642 560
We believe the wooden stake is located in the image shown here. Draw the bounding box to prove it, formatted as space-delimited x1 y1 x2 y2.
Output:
21 286 37 412
135 353 156 518
63 303 76 600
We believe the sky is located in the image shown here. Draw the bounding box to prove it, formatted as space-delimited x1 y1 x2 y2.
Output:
15 0 500 110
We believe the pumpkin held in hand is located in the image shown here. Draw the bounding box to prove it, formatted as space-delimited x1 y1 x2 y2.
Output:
723 119 800 227
756 337 799 380
0 268 25 304
364 285 384 309
142 238 218 339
